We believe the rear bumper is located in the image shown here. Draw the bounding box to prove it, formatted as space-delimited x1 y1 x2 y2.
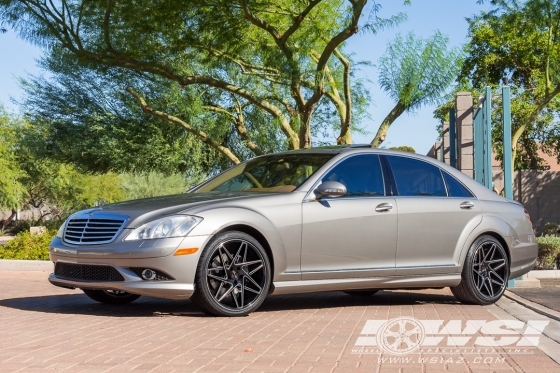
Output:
509 235 538 279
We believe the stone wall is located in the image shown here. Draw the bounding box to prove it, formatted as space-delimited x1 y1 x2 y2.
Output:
492 170 560 233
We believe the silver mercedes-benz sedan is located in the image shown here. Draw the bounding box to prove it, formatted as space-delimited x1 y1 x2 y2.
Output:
48 146 537 316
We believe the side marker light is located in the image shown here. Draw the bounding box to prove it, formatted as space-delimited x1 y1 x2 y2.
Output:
174 247 199 256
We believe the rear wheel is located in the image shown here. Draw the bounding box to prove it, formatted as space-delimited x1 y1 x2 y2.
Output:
451 235 508 305
191 231 271 317
343 290 379 297
82 289 141 305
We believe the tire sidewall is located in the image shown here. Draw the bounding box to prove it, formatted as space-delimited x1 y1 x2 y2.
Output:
194 231 271 316
463 235 509 304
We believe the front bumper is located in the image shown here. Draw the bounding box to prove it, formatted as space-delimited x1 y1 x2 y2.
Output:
48 235 212 300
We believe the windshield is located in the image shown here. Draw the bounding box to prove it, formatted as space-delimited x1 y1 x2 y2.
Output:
194 153 334 193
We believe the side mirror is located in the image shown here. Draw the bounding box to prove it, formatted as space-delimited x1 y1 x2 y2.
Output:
315 181 347 199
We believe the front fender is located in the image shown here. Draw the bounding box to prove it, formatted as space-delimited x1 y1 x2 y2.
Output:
189 207 289 280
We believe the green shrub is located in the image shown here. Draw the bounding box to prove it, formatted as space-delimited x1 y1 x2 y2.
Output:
535 236 560 270
543 222 560 236
0 230 55 260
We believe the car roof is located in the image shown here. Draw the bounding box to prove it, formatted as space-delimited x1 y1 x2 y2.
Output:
274 144 419 157
275 144 378 155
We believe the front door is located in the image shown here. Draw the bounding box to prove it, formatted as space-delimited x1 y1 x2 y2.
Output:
301 154 398 280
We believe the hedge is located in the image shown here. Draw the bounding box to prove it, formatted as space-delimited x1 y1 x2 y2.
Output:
0 230 55 260
535 236 560 270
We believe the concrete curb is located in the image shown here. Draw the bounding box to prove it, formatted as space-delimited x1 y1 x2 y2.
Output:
503 290 560 323
527 270 560 279
0 260 53 271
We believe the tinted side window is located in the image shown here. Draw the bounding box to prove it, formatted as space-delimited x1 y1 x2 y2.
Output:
387 156 446 197
443 172 473 198
321 155 385 197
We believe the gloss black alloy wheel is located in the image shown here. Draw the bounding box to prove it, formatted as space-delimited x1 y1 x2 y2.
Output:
192 231 271 316
451 235 509 305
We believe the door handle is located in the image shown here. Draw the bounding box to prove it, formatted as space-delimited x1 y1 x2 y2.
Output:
375 203 393 212
460 201 475 209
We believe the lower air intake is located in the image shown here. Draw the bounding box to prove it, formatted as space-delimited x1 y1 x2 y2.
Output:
54 263 124 282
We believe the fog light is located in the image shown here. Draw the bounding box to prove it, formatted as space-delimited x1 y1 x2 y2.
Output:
141 269 157 281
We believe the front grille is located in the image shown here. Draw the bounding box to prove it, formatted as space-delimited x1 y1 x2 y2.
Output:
63 214 127 245
54 263 124 282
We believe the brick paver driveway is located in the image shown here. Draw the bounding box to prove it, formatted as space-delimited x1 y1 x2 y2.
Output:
1 271 559 373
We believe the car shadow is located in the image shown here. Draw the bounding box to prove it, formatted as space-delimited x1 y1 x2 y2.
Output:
0 290 459 318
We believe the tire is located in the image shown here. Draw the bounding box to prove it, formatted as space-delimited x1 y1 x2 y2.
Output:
82 289 141 305
451 235 509 305
191 231 271 317
343 290 379 297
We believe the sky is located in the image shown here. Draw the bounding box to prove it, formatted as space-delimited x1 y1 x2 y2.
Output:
0 0 490 155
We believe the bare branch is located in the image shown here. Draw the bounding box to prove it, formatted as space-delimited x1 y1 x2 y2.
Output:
334 49 352 144
280 0 323 43
239 0 306 112
126 87 241 164
204 103 265 156
103 0 117 54
305 0 366 111
198 44 282 76
239 0 282 39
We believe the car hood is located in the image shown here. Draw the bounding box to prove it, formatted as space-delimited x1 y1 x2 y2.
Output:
76 192 273 228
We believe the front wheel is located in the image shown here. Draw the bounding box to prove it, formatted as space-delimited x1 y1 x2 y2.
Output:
82 289 141 305
451 235 509 305
191 231 271 317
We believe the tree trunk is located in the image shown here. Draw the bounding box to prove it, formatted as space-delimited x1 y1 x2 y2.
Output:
337 128 352 145
371 102 406 147
298 110 313 149
0 209 17 232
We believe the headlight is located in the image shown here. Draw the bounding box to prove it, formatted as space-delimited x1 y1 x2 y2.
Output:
55 221 67 238
124 215 202 241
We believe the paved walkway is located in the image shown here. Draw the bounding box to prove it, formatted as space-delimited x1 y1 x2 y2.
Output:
510 279 560 312
1 271 559 373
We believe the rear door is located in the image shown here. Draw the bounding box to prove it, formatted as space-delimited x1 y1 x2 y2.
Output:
384 155 482 276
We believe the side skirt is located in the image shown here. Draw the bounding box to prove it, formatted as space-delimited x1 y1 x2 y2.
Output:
270 274 461 295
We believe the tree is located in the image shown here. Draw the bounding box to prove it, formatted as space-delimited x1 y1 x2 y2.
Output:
120 172 196 200
460 0 560 168
18 54 228 177
371 31 463 147
0 0 406 165
12 120 125 222
0 106 26 229
390 145 416 153
1 110 126 227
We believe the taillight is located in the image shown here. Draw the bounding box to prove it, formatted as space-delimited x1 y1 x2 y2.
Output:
524 208 532 225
